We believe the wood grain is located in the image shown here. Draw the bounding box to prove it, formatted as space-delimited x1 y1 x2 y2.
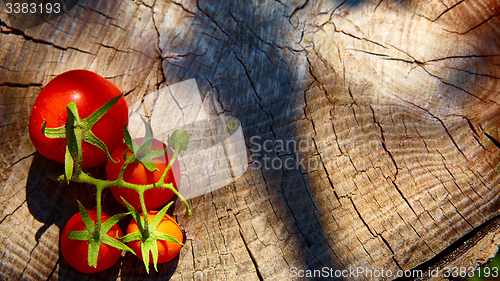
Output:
1 0 500 280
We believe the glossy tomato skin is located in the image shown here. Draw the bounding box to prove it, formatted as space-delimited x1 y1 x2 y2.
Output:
127 211 183 263
29 70 129 168
106 138 181 210
61 210 123 273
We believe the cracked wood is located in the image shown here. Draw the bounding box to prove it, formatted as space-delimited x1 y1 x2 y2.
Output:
1 0 500 280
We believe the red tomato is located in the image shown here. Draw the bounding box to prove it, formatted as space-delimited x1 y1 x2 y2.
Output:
106 138 181 210
61 210 123 273
127 211 183 263
29 70 129 168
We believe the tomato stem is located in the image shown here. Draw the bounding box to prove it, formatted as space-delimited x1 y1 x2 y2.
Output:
156 148 191 218
159 148 179 184
73 170 192 220
94 184 104 241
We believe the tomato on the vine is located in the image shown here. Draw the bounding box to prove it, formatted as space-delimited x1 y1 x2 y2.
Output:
61 210 123 273
126 211 184 263
106 137 181 210
29 69 129 168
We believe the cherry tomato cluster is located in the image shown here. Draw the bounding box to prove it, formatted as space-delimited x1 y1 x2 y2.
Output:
28 70 190 273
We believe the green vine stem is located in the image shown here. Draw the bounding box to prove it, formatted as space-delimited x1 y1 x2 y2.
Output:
54 158 192 219
44 97 191 271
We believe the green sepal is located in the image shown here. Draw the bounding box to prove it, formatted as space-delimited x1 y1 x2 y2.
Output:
133 117 174 172
141 160 158 172
75 94 118 163
135 116 154 155
119 230 142 243
66 230 90 241
41 120 66 139
150 201 183 245
99 212 135 254
66 102 81 126
121 197 144 232
65 103 81 179
149 201 174 230
141 115 154 149
77 200 95 233
83 94 123 128
82 130 117 164
123 122 137 153
168 130 190 152
150 238 159 272
74 200 98 268
101 212 130 234
141 238 155 273
142 145 171 160
154 232 183 245
64 146 73 183
80 94 124 163
88 241 100 268
101 234 135 254
134 116 156 170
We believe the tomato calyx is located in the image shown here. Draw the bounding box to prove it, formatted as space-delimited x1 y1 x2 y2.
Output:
41 94 124 181
119 200 183 273
66 200 134 268
122 116 172 173
121 116 190 176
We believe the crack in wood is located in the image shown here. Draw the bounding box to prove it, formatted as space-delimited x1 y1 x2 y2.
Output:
446 11 500 35
288 0 310 21
0 83 43 88
394 95 469 161
484 132 500 150
0 20 93 55
17 239 40 280
171 1 197 16
434 0 466 22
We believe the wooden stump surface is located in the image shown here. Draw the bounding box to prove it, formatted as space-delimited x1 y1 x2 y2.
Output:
1 0 500 280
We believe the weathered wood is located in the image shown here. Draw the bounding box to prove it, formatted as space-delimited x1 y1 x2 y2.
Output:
1 0 500 280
